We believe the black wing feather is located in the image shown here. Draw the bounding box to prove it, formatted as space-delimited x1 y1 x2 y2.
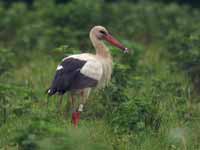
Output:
47 58 97 96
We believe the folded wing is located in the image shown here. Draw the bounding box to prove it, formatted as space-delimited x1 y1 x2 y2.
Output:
47 54 103 96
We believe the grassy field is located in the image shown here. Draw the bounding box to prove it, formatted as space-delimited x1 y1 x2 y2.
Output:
0 43 199 150
0 1 200 149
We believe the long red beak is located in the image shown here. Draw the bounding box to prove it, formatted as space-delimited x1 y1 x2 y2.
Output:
103 33 128 53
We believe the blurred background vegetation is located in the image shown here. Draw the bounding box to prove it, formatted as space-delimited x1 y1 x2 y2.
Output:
0 0 199 149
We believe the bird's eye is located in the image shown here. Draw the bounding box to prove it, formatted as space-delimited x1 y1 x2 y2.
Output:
99 30 107 35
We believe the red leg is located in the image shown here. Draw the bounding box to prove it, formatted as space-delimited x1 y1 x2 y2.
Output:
72 111 80 128
70 94 80 128
72 91 85 127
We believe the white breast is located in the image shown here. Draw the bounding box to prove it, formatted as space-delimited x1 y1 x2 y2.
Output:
80 60 103 81
62 53 112 87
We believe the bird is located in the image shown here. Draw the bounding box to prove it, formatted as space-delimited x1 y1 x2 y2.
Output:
47 25 129 127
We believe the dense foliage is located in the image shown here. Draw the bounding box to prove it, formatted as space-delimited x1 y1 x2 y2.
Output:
2 0 200 7
0 0 199 149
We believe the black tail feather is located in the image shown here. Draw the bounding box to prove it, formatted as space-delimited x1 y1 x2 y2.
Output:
45 87 57 96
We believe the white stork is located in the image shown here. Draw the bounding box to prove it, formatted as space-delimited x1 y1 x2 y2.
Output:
47 26 129 127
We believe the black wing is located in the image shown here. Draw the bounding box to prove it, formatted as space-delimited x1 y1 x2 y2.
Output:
47 58 97 96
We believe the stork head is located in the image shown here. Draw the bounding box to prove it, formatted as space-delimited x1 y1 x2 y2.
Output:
90 26 129 53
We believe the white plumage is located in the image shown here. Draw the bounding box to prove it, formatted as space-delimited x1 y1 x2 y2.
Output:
62 53 112 88
56 65 63 70
47 26 128 127
80 60 103 80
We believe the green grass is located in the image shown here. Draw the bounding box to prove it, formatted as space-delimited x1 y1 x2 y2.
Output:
0 1 200 149
0 116 115 150
0 46 200 150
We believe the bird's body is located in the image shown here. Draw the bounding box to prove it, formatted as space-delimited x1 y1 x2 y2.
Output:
47 26 128 127
48 53 112 96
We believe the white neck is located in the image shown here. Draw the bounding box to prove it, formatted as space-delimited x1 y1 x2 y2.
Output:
90 33 111 58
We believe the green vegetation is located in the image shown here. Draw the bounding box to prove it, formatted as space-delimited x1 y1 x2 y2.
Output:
0 0 200 149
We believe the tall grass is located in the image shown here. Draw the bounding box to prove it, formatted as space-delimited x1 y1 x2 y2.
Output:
1 45 199 149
